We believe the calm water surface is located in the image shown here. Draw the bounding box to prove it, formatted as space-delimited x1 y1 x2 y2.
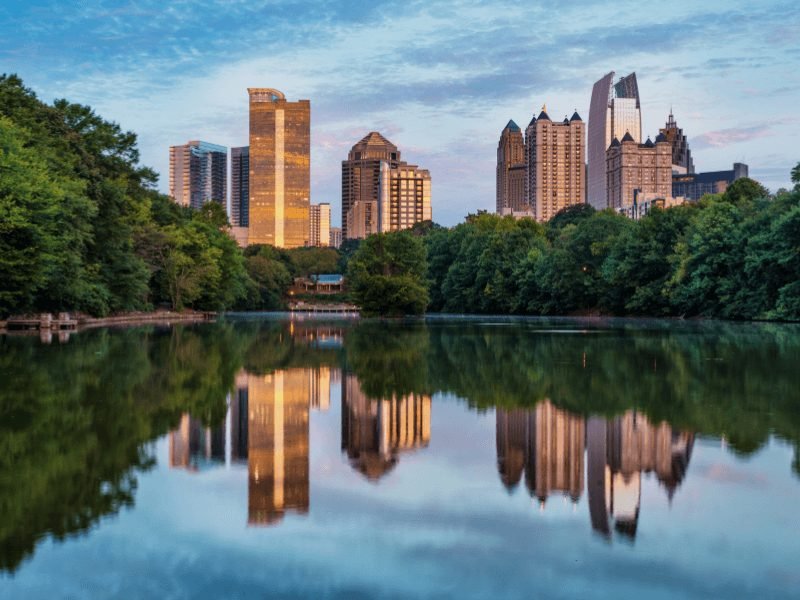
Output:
1 315 799 599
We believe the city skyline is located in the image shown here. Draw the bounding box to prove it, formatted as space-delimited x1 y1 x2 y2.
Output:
3 1 796 228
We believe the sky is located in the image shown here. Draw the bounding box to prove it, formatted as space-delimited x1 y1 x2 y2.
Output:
1 0 798 226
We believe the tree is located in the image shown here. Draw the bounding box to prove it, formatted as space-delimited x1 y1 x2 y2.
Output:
347 231 429 316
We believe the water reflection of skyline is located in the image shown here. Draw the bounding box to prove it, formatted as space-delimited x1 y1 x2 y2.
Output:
496 402 693 539
170 367 694 539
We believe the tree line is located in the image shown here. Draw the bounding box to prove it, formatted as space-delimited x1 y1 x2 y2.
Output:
348 169 800 320
0 75 339 318
3 73 799 321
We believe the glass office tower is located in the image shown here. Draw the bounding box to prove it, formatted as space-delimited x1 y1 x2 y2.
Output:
249 88 310 248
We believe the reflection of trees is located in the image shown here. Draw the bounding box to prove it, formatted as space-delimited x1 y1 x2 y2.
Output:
0 324 245 573
3 316 799 571
340 318 800 475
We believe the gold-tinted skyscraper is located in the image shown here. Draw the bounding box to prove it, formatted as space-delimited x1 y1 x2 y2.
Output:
248 88 310 248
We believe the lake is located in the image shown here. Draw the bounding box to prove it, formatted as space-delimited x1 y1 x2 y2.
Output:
1 315 799 599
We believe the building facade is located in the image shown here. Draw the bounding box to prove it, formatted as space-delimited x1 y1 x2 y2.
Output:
659 111 694 174
230 146 249 227
588 72 642 209
606 132 673 211
496 120 527 213
342 132 431 240
329 227 342 249
249 88 310 248
673 163 749 201
169 140 227 210
309 203 331 247
524 106 586 222
341 132 400 240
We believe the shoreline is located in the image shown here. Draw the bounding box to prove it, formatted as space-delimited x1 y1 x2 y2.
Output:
1 310 215 336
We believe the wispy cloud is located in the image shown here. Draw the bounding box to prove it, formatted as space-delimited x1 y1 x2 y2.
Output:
1 0 799 224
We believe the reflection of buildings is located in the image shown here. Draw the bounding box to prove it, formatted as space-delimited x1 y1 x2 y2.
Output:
495 404 694 540
587 412 694 540
496 400 584 504
309 366 331 411
169 414 225 470
169 365 338 526
248 370 310 525
341 374 431 480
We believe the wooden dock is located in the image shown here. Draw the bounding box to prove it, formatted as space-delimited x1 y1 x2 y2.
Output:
6 313 78 331
288 303 359 314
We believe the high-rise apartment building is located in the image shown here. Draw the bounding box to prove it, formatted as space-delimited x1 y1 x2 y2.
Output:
249 88 310 248
606 132 673 211
342 132 431 240
309 203 331 247
329 227 342 249
231 146 249 227
169 140 227 210
588 72 642 209
496 120 526 213
659 111 694 174
524 107 586 222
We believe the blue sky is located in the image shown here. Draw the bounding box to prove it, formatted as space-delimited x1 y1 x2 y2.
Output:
1 0 798 226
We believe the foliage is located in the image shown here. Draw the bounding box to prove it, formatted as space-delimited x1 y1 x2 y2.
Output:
347 230 429 316
0 74 248 316
421 166 800 321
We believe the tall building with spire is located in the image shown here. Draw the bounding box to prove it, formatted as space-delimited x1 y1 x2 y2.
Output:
524 106 586 222
496 120 526 214
248 88 310 248
588 72 642 209
660 111 694 174
341 132 431 240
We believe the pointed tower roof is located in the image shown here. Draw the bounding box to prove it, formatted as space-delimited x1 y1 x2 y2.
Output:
527 114 537 128
655 131 668 143
504 119 521 132
621 131 635 143
352 131 398 151
610 137 621 148
537 104 551 121
563 116 570 124
570 110 582 122
644 137 655 148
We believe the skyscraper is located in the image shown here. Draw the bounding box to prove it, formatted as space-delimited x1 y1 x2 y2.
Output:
341 132 431 240
169 140 227 210
496 120 526 213
524 106 586 221
342 132 399 239
249 88 310 248
309 203 331 247
588 72 642 209
230 146 249 227
659 111 694 174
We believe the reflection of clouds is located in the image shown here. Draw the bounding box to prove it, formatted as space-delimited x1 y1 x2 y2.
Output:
701 463 769 487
